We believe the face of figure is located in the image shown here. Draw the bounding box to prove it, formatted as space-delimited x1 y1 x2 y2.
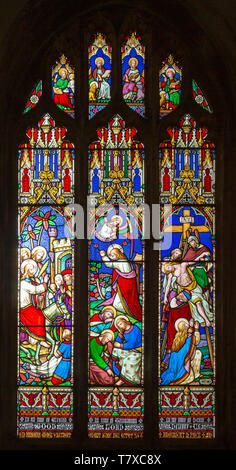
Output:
27 263 37 277
130 59 137 70
60 70 67 79
63 273 72 286
55 274 64 288
170 248 182 261
116 318 130 332
21 249 30 261
109 249 119 260
110 216 122 228
189 239 199 249
62 329 71 341
102 309 114 323
100 331 113 345
165 264 174 273
166 69 175 79
33 250 45 262
96 60 103 69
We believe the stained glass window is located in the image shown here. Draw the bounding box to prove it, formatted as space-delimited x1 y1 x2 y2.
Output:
122 32 145 116
159 55 182 119
89 33 112 119
192 80 212 113
52 55 75 118
88 115 145 438
24 81 42 114
158 114 216 439
17 114 75 438
12 4 221 446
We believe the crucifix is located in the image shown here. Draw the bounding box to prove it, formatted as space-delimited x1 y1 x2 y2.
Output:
163 208 210 255
161 207 214 370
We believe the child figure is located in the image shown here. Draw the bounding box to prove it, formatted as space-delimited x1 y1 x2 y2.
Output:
52 329 72 384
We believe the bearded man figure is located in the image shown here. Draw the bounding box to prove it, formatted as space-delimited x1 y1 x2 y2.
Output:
99 244 142 322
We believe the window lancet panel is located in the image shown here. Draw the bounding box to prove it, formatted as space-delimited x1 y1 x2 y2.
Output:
88 33 112 119
159 54 182 119
17 205 74 438
122 32 145 117
52 55 75 118
158 114 216 439
88 115 145 439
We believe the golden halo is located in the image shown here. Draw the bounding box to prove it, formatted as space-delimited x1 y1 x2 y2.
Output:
110 215 123 226
107 243 124 258
101 305 117 318
114 315 130 330
174 317 190 332
21 259 38 275
20 247 31 258
128 57 138 67
32 245 47 261
101 329 115 342
95 56 105 66
58 67 68 77
165 66 175 76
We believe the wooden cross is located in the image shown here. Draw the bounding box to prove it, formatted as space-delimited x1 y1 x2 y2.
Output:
164 208 210 241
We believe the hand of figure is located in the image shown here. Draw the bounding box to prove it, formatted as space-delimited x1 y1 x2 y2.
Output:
44 274 50 284
163 297 168 306
114 341 120 348
189 318 194 328
107 368 114 377
99 250 106 257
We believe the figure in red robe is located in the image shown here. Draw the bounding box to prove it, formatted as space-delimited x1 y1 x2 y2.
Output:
98 246 142 322
183 235 212 262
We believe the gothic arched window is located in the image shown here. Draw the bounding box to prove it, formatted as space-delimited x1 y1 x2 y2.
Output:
0 0 234 456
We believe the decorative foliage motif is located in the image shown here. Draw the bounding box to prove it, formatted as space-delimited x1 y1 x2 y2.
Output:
159 54 182 119
24 81 42 114
52 55 75 118
18 114 75 205
89 33 112 119
88 115 145 438
88 388 144 438
17 387 73 438
122 32 145 116
159 387 215 438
